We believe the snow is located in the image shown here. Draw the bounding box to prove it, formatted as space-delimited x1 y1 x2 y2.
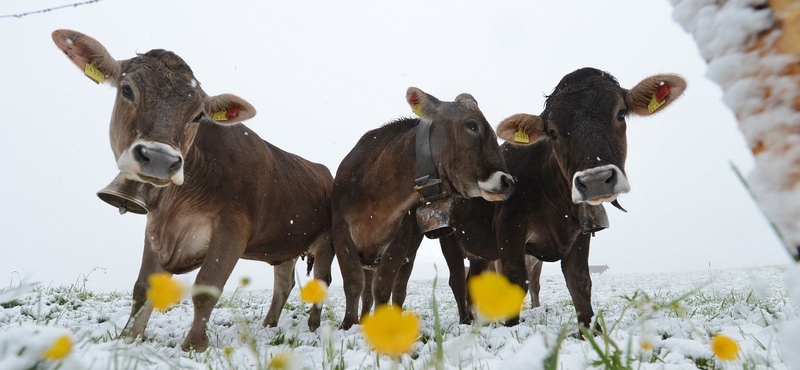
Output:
670 0 800 254
1 265 796 369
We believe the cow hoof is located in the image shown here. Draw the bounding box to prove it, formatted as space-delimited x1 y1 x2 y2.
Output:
182 332 209 352
339 317 356 330
262 318 278 328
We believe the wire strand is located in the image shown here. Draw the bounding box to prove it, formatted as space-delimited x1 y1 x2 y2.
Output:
0 0 107 19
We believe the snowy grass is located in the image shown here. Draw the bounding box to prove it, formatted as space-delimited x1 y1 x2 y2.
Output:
0 265 796 370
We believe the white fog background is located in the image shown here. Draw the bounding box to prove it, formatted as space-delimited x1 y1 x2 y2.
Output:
0 0 790 293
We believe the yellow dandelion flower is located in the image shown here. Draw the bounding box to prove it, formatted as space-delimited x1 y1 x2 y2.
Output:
42 334 72 360
711 334 739 361
146 273 185 311
361 305 420 357
300 279 327 304
268 351 296 370
640 333 655 351
468 272 526 322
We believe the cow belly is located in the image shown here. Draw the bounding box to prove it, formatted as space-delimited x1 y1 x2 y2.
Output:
147 217 213 273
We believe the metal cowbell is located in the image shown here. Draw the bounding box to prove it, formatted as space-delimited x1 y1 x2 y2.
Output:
96 172 149 215
415 197 456 239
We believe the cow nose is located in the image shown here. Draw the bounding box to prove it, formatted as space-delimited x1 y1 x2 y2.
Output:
574 169 615 199
499 173 515 195
133 144 182 180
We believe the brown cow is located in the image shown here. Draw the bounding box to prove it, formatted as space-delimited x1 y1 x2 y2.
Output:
331 88 516 329
442 68 686 328
52 30 335 351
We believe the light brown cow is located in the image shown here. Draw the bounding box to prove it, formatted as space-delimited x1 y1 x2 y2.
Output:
331 88 515 329
52 29 335 351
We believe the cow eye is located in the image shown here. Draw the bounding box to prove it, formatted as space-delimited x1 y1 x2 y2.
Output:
548 129 558 140
616 107 627 121
121 85 135 101
465 121 479 132
192 112 205 123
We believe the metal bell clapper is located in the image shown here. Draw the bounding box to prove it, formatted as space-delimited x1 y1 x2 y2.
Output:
415 196 456 239
96 172 149 215
579 203 609 236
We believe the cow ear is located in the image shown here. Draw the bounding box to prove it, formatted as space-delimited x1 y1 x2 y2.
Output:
497 114 546 145
626 74 687 116
205 94 256 124
52 29 120 85
406 87 441 118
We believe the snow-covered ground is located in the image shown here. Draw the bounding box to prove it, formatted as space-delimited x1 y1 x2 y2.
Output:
1 265 797 369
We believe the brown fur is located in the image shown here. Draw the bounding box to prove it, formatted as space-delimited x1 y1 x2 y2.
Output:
52 29 335 351
331 88 513 329
441 68 686 328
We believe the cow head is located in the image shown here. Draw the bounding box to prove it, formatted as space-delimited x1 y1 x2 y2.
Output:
407 87 514 201
52 29 256 187
497 68 686 205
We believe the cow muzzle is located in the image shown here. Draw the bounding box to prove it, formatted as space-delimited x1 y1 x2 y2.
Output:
571 164 629 205
117 141 184 186
476 171 515 201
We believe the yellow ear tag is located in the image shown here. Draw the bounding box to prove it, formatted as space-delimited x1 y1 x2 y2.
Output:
648 84 670 113
212 109 228 121
412 104 424 117
514 129 530 143
84 63 104 84
647 93 666 113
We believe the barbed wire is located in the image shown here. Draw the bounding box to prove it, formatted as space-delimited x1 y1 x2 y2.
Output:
0 0 107 19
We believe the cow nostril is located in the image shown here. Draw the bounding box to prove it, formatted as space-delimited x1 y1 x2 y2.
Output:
170 157 183 171
133 145 150 164
605 170 616 184
500 174 515 192
575 177 587 190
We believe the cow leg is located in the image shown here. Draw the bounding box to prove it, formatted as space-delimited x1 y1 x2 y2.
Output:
262 258 297 328
527 255 542 308
391 248 418 307
494 213 529 326
465 256 491 317
372 216 417 308
361 269 375 319
333 224 364 330
182 223 248 352
441 236 472 324
390 215 423 308
122 239 165 340
308 233 335 331
561 233 596 331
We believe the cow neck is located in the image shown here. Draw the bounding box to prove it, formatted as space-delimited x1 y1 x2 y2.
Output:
414 117 448 203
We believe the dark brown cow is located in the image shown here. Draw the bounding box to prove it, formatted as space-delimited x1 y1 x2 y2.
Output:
442 68 686 328
52 30 335 351
332 88 515 329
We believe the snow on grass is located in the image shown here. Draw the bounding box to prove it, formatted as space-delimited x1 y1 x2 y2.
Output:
0 265 796 369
